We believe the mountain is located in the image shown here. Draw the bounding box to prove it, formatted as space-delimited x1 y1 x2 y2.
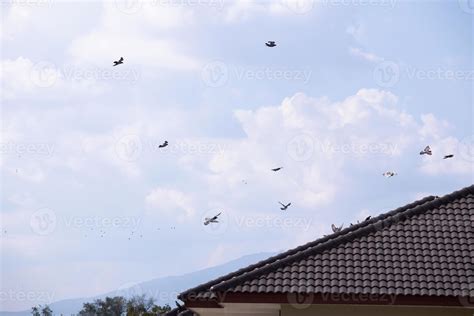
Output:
1 252 275 316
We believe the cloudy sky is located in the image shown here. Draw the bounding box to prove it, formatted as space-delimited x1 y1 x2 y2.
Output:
0 0 473 311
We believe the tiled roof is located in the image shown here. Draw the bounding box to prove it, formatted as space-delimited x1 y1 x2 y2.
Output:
180 185 474 302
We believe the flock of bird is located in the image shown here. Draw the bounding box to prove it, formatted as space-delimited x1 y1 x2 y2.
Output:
113 48 456 234
112 46 454 235
383 145 454 179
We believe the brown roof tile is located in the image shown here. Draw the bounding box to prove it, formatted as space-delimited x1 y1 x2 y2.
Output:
180 185 474 302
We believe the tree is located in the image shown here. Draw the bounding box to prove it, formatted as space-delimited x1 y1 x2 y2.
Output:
31 305 53 316
41 305 53 316
78 302 98 316
31 306 40 316
77 296 172 316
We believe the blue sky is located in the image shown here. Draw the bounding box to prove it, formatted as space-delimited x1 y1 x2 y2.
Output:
0 0 473 311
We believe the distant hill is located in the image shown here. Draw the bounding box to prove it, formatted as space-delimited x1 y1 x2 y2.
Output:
1 252 275 316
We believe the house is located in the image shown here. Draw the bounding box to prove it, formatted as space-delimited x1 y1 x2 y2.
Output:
176 185 474 316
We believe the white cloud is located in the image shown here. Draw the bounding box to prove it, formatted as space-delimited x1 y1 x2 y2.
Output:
0 4 33 40
145 187 195 220
68 2 200 70
349 46 384 63
0 57 104 99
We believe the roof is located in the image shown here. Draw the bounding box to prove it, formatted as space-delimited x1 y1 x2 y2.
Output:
163 307 196 316
180 184 474 306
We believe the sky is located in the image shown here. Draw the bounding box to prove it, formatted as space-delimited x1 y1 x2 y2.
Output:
0 0 473 312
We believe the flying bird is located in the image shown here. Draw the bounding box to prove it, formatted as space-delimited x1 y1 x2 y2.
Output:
158 141 168 148
382 171 397 178
278 202 291 211
265 41 276 47
419 145 432 156
331 223 343 233
113 57 124 66
204 212 221 225
443 154 454 159
271 167 283 172
365 216 371 221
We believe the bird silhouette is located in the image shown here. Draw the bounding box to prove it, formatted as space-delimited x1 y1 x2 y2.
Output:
382 171 397 178
419 145 432 155
443 154 454 159
113 57 124 66
204 212 221 225
331 223 343 233
278 202 291 211
265 41 276 47
271 167 283 172
158 141 168 148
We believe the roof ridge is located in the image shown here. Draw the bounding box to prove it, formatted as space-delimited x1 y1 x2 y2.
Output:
180 184 474 299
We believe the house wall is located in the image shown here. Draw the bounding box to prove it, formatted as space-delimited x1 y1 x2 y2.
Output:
192 304 472 316
281 304 472 316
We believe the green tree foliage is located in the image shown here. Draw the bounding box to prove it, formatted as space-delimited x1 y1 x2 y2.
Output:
30 305 52 316
78 295 172 316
